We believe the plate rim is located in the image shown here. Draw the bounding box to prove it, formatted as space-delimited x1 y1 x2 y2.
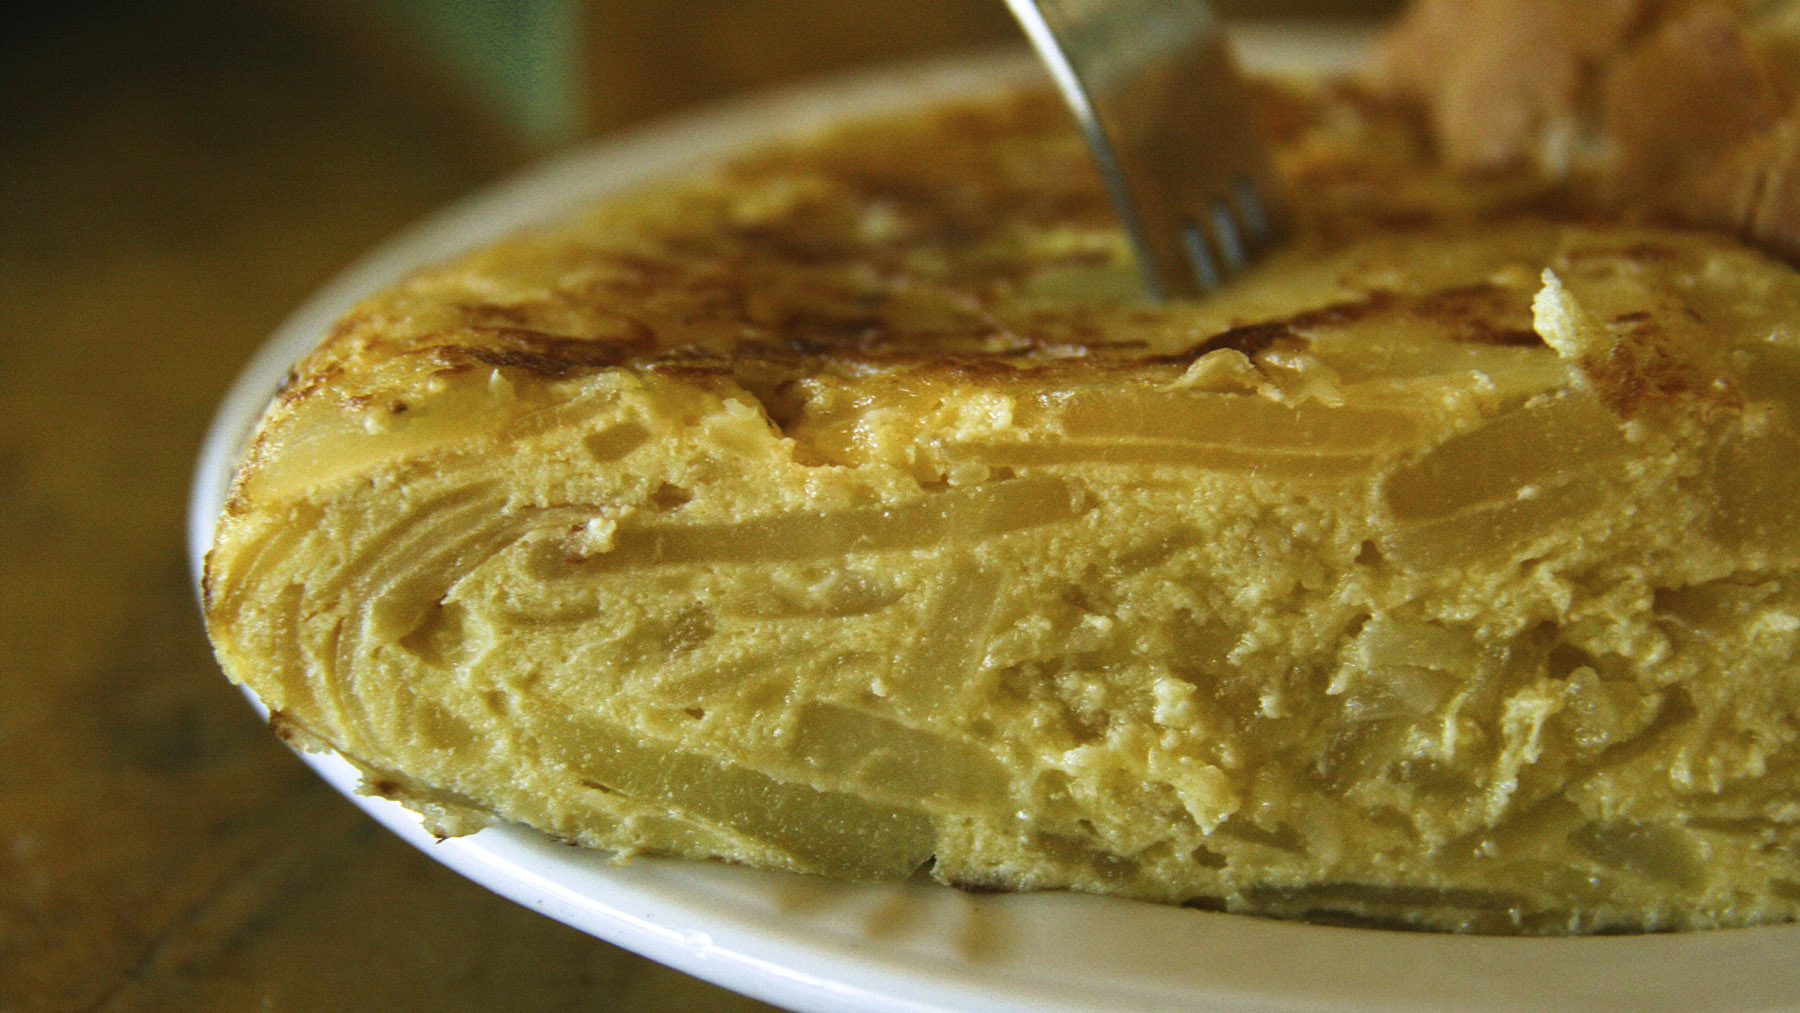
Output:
188 31 1800 1013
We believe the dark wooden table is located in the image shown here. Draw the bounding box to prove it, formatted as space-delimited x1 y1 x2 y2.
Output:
0 2 1394 1008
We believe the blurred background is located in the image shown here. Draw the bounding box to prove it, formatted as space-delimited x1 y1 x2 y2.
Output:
0 1 1400 1009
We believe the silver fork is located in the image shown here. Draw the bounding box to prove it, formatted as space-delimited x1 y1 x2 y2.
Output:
1004 0 1283 300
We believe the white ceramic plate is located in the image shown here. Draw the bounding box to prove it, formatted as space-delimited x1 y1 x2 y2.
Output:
189 28 1800 1013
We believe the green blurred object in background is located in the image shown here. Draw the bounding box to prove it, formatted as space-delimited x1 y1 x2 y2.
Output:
367 0 584 148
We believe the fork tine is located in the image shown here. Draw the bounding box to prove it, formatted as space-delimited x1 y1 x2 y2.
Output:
1180 217 1224 292
1180 173 1276 293
1234 175 1271 243
1210 198 1248 273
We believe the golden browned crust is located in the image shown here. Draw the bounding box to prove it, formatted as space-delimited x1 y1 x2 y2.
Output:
243 86 1556 467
